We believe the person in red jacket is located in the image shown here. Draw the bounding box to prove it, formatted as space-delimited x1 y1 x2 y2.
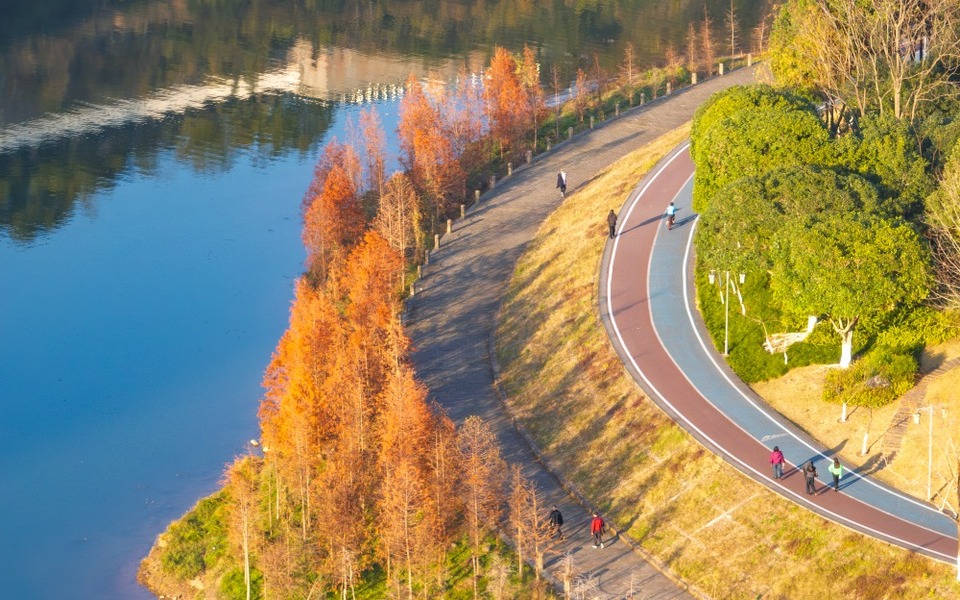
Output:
769 445 785 480
590 512 606 548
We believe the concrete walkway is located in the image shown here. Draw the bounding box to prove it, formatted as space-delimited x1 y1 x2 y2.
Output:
405 66 758 599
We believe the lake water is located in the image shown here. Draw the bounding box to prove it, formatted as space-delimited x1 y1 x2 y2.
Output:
0 0 765 597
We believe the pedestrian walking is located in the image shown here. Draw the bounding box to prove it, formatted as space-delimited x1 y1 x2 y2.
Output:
802 460 818 495
769 446 785 480
828 458 843 492
590 512 606 548
549 506 564 540
607 209 618 238
556 169 567 197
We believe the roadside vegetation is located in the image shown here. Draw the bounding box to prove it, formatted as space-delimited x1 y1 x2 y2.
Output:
496 124 960 598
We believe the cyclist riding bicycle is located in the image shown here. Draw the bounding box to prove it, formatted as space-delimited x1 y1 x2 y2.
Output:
666 201 677 230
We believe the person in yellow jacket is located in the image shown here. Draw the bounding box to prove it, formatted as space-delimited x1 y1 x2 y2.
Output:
828 458 843 492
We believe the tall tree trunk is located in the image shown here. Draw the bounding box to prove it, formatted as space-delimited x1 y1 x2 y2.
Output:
243 510 251 600
839 328 854 368
955 462 959 581
832 316 858 368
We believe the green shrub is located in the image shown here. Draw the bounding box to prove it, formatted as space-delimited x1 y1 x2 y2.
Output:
695 267 838 382
159 490 230 580
917 104 960 170
822 348 917 408
695 165 881 274
690 85 829 212
219 566 264 600
873 306 959 353
833 113 932 218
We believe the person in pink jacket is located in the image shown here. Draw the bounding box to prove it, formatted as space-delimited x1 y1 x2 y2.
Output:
769 446 785 480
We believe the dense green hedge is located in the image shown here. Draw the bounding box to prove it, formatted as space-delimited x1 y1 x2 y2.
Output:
690 85 829 212
690 85 947 392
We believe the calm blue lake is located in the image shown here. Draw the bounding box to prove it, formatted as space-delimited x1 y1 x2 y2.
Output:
0 141 308 597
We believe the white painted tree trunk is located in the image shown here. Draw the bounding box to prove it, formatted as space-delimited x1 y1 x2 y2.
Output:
839 328 854 368
840 402 848 423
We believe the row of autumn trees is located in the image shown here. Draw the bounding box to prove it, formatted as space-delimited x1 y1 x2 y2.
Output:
157 32 772 596
213 47 582 600
221 187 562 599
299 28 775 258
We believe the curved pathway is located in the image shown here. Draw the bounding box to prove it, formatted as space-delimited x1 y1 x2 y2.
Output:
406 67 759 598
600 143 959 566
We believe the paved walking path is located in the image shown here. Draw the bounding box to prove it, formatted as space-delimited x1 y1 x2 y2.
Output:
600 144 959 566
406 67 758 599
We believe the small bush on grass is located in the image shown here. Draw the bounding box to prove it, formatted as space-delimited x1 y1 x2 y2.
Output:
219 566 264 600
823 348 917 408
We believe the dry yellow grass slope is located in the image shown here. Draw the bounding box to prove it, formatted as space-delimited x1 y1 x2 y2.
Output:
753 342 960 508
496 125 960 599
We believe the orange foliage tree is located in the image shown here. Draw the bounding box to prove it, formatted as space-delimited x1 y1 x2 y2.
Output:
519 45 547 151
258 278 345 542
397 75 463 231
223 456 262 600
442 69 486 195
457 415 506 598
374 172 422 262
302 140 365 283
484 46 529 160
359 108 387 199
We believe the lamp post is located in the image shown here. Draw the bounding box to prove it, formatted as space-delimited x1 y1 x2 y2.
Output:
709 269 745 356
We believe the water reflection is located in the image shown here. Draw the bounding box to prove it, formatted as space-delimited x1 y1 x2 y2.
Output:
0 92 334 243
1 0 769 126
1 0 770 243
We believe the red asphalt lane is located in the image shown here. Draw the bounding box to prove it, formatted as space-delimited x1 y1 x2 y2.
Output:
603 144 959 565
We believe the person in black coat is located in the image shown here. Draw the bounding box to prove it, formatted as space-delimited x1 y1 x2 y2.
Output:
802 461 818 495
548 506 564 539
607 209 618 238
556 169 567 197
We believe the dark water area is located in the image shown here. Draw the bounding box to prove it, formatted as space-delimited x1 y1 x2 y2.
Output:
0 0 767 597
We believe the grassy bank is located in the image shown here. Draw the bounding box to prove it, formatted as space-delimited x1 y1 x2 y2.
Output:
140 487 555 599
495 124 960 599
